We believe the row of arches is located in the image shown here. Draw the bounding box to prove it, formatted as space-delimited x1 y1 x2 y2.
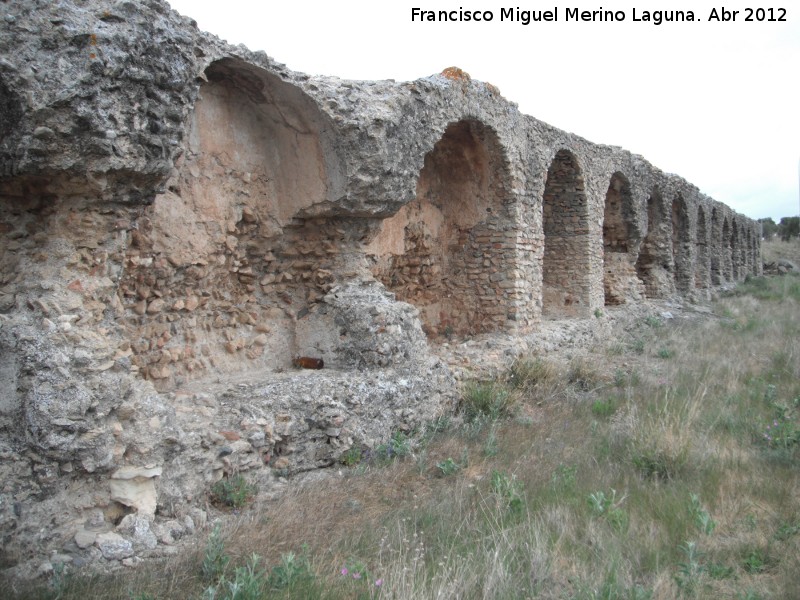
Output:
371 126 760 337
117 58 761 385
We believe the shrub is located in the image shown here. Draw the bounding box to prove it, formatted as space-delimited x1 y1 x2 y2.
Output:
490 470 525 515
435 457 460 476
268 549 314 590
461 381 514 422
340 446 362 467
592 398 617 418
210 475 255 509
506 357 555 391
374 431 412 463
201 524 230 582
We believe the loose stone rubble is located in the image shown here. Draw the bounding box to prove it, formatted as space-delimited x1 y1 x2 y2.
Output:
0 0 761 579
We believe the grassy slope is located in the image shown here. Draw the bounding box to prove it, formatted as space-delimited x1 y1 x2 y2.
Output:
12 274 800 600
762 238 800 265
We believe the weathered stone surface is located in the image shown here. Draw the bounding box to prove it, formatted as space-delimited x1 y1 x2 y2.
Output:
109 467 161 516
0 0 762 580
95 532 134 561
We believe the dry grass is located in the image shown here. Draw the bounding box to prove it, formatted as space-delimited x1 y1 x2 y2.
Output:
762 237 800 265
11 275 800 600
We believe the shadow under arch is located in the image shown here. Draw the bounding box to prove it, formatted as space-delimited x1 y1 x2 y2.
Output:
541 149 592 317
368 118 516 338
602 171 644 305
117 57 347 387
635 188 672 298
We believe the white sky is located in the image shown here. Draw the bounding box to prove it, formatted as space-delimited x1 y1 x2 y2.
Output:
167 0 800 222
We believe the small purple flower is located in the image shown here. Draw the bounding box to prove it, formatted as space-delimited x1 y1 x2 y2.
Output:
375 578 384 587
340 567 348 576
352 572 361 580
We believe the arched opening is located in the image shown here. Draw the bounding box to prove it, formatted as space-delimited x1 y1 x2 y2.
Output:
117 58 344 388
635 190 671 298
542 150 591 317
722 218 732 281
671 195 692 292
710 208 721 285
369 119 514 338
602 172 643 305
745 229 753 275
694 206 710 290
731 219 740 281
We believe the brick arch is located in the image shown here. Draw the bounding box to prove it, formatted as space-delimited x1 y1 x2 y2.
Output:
672 195 692 292
722 217 732 281
602 172 644 305
635 189 672 298
710 208 721 285
731 218 740 280
541 149 591 317
368 118 516 337
117 57 346 386
694 206 710 290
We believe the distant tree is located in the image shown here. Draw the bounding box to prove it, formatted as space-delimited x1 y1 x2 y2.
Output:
758 217 778 240
778 216 800 241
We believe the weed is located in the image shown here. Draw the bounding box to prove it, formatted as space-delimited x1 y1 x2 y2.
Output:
613 369 626 388
630 339 646 355
775 522 800 541
675 541 703 593
212 553 267 600
761 417 799 449
742 548 768 573
567 358 600 391
657 347 675 359
594 308 603 318
461 380 513 422
210 475 255 509
551 463 577 491
688 493 716 536
706 562 734 580
374 431 412 463
340 446 362 467
507 357 554 390
644 315 663 328
631 449 685 481
268 548 314 590
587 489 628 532
592 398 616 418
425 415 451 436
608 342 626 356
202 524 230 582
435 457 460 477
483 425 499 457
490 469 524 515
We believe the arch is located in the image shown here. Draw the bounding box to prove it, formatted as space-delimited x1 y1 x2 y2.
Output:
635 189 672 298
731 218 740 281
118 58 344 386
710 208 721 285
602 172 643 305
694 206 710 290
671 195 692 292
541 149 591 317
745 228 753 276
369 119 515 337
722 217 732 281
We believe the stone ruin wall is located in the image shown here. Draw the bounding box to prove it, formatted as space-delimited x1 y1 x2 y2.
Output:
0 0 761 577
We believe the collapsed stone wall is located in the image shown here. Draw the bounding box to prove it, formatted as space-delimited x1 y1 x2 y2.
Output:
0 0 761 578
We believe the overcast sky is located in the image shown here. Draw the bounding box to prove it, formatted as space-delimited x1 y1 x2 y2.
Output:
167 0 799 222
